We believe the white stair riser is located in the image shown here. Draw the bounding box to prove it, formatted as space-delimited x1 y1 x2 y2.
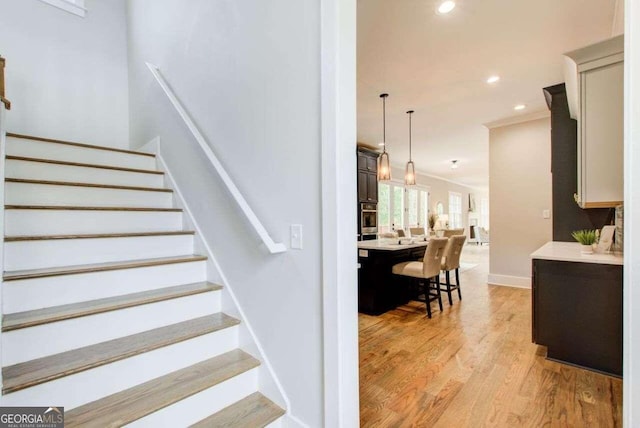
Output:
6 159 164 188
5 235 195 271
6 138 157 170
126 369 259 428
0 327 239 409
3 261 207 313
5 182 173 208
3 292 220 365
5 210 184 236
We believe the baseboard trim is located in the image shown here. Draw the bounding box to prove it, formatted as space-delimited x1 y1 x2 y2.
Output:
487 274 531 289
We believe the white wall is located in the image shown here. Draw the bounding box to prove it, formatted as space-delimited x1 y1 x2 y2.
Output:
125 1 323 425
624 0 639 424
488 117 552 287
0 0 129 148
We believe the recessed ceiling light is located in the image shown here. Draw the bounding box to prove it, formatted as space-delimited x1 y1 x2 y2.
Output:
451 160 459 169
437 1 456 14
514 104 526 111
487 75 500 84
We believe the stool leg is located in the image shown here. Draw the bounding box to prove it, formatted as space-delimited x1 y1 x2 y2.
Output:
456 268 462 300
445 270 453 305
424 281 432 318
436 276 443 312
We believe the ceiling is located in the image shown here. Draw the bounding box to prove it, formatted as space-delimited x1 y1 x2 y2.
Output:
357 0 618 189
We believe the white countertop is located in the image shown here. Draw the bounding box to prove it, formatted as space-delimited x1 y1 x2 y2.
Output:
357 239 429 251
531 241 623 265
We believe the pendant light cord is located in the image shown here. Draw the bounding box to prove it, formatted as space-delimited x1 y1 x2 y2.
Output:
407 110 414 161
380 93 389 153
409 111 412 161
383 96 386 153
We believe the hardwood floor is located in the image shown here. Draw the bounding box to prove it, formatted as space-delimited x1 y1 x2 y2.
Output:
359 245 622 427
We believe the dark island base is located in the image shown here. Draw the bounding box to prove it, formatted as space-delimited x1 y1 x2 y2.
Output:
358 246 426 315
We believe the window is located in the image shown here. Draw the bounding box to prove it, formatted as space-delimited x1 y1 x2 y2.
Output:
480 197 490 229
377 182 404 233
378 183 430 233
378 183 391 233
392 185 404 230
38 0 86 17
448 192 463 229
419 190 430 228
407 188 419 227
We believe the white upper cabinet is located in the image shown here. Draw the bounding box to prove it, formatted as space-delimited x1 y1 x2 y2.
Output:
564 35 624 209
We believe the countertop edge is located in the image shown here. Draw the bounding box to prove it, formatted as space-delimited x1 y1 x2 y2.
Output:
531 241 623 266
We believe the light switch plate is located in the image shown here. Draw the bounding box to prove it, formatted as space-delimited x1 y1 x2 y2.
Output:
543 209 550 219
290 224 303 249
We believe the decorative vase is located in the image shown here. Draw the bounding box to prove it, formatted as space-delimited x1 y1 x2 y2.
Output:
581 244 593 254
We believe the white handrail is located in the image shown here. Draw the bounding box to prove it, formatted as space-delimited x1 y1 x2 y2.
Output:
146 63 287 254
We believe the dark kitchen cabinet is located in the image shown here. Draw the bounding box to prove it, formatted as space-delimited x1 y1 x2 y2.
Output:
357 149 378 203
532 258 622 377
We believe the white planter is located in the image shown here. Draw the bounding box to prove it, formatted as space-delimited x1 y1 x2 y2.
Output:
581 244 594 254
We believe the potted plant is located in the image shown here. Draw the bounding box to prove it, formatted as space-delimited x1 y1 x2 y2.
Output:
571 229 598 254
428 213 438 232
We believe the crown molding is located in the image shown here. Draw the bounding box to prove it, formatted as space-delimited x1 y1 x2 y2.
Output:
483 109 550 129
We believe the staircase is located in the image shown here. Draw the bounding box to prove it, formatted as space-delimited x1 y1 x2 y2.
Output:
0 133 285 427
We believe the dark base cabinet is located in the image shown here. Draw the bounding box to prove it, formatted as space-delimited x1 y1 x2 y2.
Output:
358 246 426 315
532 259 622 377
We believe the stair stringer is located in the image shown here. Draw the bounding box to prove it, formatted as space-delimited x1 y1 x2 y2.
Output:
141 137 306 428
0 107 7 389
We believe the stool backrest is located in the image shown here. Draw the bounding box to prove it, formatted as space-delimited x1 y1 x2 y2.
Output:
443 228 465 238
410 227 425 237
422 238 448 278
442 235 467 270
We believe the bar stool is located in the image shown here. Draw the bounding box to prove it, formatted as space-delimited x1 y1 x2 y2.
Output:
440 235 467 305
392 238 448 318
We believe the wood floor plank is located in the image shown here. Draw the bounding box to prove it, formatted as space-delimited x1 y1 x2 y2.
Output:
7 133 156 157
5 230 195 242
3 254 207 281
3 282 222 332
2 314 239 394
359 245 622 427
5 155 164 175
65 349 259 428
6 178 173 193
190 392 285 428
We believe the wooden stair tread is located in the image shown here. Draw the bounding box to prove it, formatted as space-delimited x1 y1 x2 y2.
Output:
5 205 182 212
3 254 207 281
6 178 173 193
5 230 195 242
190 392 285 428
64 349 259 428
2 314 240 394
6 133 156 158
3 282 222 332
6 155 165 175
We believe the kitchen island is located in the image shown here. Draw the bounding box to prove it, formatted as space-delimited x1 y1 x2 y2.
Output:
358 239 428 314
531 241 623 376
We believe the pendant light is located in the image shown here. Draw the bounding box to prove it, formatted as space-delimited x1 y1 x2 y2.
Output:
405 110 416 185
378 93 391 181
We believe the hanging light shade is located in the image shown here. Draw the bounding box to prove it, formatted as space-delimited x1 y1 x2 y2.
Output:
405 110 416 185
378 93 391 181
